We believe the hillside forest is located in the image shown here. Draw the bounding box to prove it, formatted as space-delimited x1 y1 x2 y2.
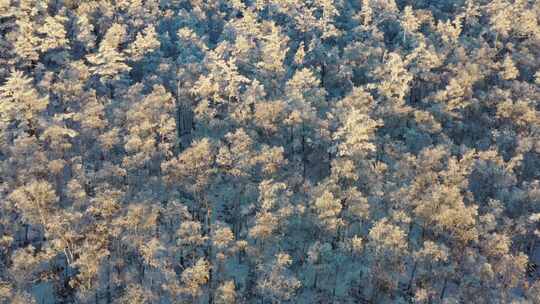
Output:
1 0 540 303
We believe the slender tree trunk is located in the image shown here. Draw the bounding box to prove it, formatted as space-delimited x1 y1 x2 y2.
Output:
289 126 294 152
328 151 332 173
321 63 326 88
407 222 414 246
176 79 193 152
24 223 29 244
106 256 111 304
332 263 341 302
440 277 448 301
301 123 306 183
407 260 417 292
302 134 306 182
528 237 537 256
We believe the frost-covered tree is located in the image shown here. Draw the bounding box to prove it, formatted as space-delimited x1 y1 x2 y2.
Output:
1 0 539 303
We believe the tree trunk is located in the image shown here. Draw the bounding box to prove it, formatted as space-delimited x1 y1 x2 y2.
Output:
24 224 29 244
440 277 448 301
301 123 306 183
406 260 417 292
106 256 111 304
176 79 193 152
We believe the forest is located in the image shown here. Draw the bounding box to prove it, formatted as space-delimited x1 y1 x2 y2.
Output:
0 0 539 303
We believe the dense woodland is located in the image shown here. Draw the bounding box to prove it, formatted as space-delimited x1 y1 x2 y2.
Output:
0 0 539 303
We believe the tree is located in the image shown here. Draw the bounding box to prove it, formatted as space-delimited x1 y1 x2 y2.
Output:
12 16 41 64
313 190 343 234
36 14 70 63
368 52 413 102
122 84 176 172
256 253 301 303
249 180 293 250
499 55 519 80
117 284 156 304
0 70 48 137
127 25 160 61
181 258 210 299
0 0 16 76
86 23 131 95
255 21 289 95
283 68 328 181
9 180 58 227
400 6 420 44
367 218 408 300
215 280 236 304
73 15 96 53
162 137 216 200
332 88 382 158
